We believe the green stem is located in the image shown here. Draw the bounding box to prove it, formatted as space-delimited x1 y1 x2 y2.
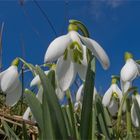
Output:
116 92 128 138
126 98 132 136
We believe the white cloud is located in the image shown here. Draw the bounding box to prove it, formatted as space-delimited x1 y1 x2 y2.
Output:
103 0 124 8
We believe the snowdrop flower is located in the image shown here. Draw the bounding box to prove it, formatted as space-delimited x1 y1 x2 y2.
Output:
74 84 97 111
131 93 140 127
44 24 110 91
121 52 140 93
0 58 22 106
102 76 122 116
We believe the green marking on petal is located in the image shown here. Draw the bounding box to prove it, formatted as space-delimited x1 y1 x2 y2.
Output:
63 49 68 60
72 50 79 62
112 92 119 101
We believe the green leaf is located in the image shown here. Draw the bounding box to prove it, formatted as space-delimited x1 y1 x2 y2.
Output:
36 66 68 139
80 56 95 140
25 90 43 130
133 97 140 129
95 95 112 139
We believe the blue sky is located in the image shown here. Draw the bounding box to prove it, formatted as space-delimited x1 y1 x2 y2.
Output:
0 0 140 94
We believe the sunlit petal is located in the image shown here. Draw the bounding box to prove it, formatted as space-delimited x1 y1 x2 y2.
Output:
108 100 119 116
112 84 122 101
44 34 71 62
121 59 138 82
131 104 139 127
102 86 112 107
5 80 22 106
36 86 43 103
1 66 19 92
79 35 110 70
30 71 49 87
77 64 87 81
56 87 65 100
121 80 132 93
56 56 76 91
76 84 84 102
23 107 31 120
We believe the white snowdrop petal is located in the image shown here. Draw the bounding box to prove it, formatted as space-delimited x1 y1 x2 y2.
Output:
56 87 65 100
1 66 19 92
30 71 49 87
81 45 88 66
69 31 83 48
102 86 113 107
76 84 84 102
79 36 110 70
56 56 76 91
5 80 22 106
131 104 139 127
36 86 43 103
23 107 31 120
112 84 122 101
108 100 119 116
121 80 132 93
135 94 140 106
44 34 71 62
77 64 87 81
121 59 138 82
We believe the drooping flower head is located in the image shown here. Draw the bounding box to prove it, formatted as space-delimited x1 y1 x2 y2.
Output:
102 75 122 116
0 58 22 106
121 52 140 93
44 20 110 91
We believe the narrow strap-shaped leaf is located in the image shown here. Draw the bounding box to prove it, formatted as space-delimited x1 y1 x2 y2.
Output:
80 56 95 139
42 80 55 140
66 90 79 140
62 106 73 137
25 90 43 130
36 66 68 139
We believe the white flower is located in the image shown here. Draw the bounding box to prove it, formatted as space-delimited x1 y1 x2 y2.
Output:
0 65 22 106
102 83 122 116
120 52 140 93
74 84 97 110
131 94 140 127
44 30 110 91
